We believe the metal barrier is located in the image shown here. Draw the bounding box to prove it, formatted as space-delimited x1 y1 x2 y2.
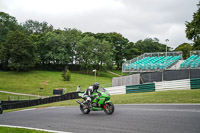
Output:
1 92 79 110
155 79 191 91
126 83 155 94
126 78 200 94
105 86 126 95
190 78 200 89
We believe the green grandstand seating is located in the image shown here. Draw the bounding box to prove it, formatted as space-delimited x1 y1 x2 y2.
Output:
180 55 200 68
125 55 181 70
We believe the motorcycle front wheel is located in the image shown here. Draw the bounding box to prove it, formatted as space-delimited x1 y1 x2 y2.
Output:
104 102 114 115
80 105 90 114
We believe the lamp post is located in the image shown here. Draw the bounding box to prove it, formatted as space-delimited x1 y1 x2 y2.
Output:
93 69 97 82
165 39 169 69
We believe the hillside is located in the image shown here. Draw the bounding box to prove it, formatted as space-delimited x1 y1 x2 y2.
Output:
0 71 112 97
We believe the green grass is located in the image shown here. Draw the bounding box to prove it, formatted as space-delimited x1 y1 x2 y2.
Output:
0 127 50 133
0 71 112 97
0 93 16 101
111 89 200 104
4 89 200 113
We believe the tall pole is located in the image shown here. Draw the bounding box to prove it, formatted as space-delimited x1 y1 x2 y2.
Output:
165 39 169 69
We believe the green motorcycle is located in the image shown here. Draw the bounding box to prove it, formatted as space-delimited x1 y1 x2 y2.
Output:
76 87 114 115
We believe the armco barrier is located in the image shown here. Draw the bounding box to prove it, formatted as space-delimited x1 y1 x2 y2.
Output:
105 86 126 95
190 78 200 89
155 79 191 91
126 83 155 94
2 100 27 104
2 92 79 110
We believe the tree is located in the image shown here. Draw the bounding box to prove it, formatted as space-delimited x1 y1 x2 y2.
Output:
0 12 18 42
186 1 200 49
175 43 193 59
76 35 96 72
62 28 82 64
95 40 113 70
22 20 53 35
0 31 36 71
135 38 168 54
34 29 82 70
124 42 140 60
95 32 129 70
38 32 70 65
76 35 114 72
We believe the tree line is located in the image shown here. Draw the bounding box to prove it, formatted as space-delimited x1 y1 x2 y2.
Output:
0 2 199 72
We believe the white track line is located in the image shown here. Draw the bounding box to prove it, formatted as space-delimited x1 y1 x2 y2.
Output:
116 104 200 106
0 124 73 133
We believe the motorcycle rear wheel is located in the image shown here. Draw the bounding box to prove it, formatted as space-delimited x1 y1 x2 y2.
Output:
80 105 90 114
104 102 114 115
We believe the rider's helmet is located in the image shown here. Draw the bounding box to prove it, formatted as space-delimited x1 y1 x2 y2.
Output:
93 82 99 92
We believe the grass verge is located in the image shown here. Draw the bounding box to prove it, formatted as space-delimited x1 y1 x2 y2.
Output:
0 127 50 133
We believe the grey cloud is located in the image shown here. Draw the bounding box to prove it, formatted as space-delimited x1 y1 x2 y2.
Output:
0 0 199 48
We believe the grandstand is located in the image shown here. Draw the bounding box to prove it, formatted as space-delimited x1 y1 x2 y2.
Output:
122 50 200 73
113 50 200 87
122 51 183 72
180 51 200 68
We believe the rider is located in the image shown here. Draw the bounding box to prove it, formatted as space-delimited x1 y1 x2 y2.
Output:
82 82 100 106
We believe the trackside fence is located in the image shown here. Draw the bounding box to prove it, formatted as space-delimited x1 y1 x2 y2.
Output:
190 78 200 89
1 92 79 110
126 78 200 94
155 79 191 91
126 83 155 94
105 86 126 95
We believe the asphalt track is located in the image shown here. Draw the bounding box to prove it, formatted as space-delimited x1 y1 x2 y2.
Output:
0 104 200 133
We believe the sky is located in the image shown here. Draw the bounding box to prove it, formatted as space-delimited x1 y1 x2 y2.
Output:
0 0 199 48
